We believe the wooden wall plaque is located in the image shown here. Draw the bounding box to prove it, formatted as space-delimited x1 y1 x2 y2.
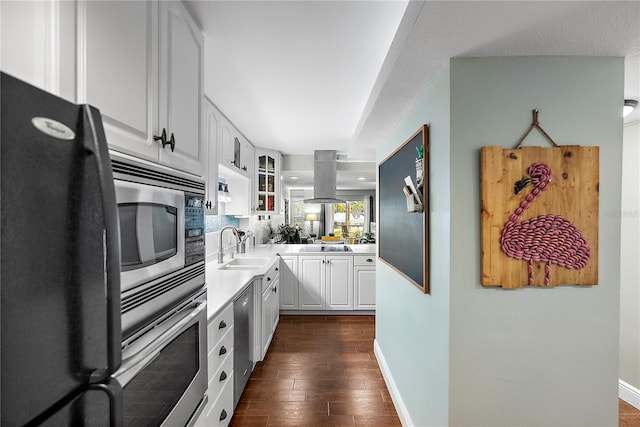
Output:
481 145 599 288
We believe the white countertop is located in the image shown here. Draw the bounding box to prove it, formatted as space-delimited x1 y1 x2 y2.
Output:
205 243 376 321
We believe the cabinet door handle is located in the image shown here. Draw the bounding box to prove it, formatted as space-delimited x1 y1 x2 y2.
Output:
242 166 247 171
219 320 227 329
272 286 277 293
153 128 167 144
219 345 227 356
275 267 279 271
366 258 373 263
162 132 175 152
219 370 227 381
220 409 228 421
267 277 271 282
322 260 325 264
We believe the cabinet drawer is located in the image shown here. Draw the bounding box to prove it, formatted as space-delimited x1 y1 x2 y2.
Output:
262 260 280 292
207 303 233 351
354 255 376 266
208 347 234 404
208 325 233 378
196 371 234 427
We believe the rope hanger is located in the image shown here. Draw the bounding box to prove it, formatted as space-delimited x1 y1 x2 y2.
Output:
513 109 559 149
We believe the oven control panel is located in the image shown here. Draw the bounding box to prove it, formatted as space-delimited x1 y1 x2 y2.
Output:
185 193 205 266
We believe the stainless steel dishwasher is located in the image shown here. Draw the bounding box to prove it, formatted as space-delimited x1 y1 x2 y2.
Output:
233 281 254 408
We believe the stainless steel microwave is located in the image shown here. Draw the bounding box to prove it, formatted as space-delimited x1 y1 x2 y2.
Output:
111 153 206 338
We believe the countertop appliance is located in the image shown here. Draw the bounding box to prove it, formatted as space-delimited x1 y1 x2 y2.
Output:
299 245 353 252
234 282 255 408
112 154 206 338
1 72 122 425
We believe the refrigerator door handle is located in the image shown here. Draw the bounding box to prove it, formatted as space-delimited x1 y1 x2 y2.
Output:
83 105 122 374
88 379 123 427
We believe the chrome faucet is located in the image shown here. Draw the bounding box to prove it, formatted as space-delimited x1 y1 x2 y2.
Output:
239 230 254 253
218 226 240 263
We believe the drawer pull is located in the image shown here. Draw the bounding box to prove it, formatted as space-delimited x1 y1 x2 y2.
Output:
219 370 227 381
220 409 228 421
275 267 279 271
267 277 271 282
366 258 373 263
219 345 227 356
219 320 227 329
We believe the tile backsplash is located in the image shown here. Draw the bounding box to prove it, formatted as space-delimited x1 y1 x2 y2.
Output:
205 215 240 233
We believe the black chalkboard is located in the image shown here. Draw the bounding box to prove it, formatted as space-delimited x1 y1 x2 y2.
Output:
378 125 429 293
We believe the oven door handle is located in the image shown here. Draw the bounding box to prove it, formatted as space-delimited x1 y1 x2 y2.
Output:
116 302 206 385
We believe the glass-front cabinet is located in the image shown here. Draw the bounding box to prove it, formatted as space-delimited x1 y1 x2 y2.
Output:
255 149 281 214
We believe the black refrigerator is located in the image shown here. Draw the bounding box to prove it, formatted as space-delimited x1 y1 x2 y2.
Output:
1 72 122 426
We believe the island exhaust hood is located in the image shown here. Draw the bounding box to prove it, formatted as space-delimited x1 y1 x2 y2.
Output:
303 150 345 204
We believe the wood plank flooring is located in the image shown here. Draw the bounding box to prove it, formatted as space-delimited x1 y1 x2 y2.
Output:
230 315 400 427
230 314 640 427
620 399 640 427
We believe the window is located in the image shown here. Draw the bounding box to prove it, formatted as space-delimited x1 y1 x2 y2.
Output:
331 201 365 242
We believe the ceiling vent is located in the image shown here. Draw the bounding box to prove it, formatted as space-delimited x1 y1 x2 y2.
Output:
303 150 346 204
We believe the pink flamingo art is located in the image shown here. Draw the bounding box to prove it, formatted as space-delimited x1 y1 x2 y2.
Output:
500 162 590 286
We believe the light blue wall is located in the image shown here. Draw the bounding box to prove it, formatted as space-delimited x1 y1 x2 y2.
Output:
376 56 623 426
620 121 640 390
448 57 623 426
375 67 451 427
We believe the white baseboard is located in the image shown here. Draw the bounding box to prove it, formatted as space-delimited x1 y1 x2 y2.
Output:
620 379 640 410
374 339 413 426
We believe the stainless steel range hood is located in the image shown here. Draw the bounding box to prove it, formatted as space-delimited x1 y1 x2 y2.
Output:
303 150 345 204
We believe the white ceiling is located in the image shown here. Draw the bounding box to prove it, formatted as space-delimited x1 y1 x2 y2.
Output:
185 0 640 189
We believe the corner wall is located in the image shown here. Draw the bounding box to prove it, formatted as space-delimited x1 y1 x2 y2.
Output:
448 57 623 426
620 121 640 395
375 67 451 427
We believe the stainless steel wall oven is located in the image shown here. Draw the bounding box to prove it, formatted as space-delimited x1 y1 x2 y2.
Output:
111 154 207 426
115 289 207 427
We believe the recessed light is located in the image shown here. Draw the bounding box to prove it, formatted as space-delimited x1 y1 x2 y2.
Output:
624 99 638 117
357 177 366 181
290 176 299 180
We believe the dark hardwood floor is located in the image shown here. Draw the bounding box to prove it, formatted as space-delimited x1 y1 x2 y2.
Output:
230 315 400 427
230 314 640 427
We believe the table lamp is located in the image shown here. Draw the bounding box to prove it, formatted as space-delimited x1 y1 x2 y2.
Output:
305 213 318 235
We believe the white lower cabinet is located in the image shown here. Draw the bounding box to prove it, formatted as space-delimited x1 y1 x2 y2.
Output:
354 255 376 310
325 256 354 310
259 261 280 360
279 256 299 310
298 255 354 310
195 303 234 426
298 256 325 309
285 254 375 311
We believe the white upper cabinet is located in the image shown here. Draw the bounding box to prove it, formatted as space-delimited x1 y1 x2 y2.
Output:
205 97 220 213
239 136 254 178
78 0 204 177
0 1 76 100
218 118 235 168
255 149 281 215
157 1 204 175
219 117 253 179
79 0 158 161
